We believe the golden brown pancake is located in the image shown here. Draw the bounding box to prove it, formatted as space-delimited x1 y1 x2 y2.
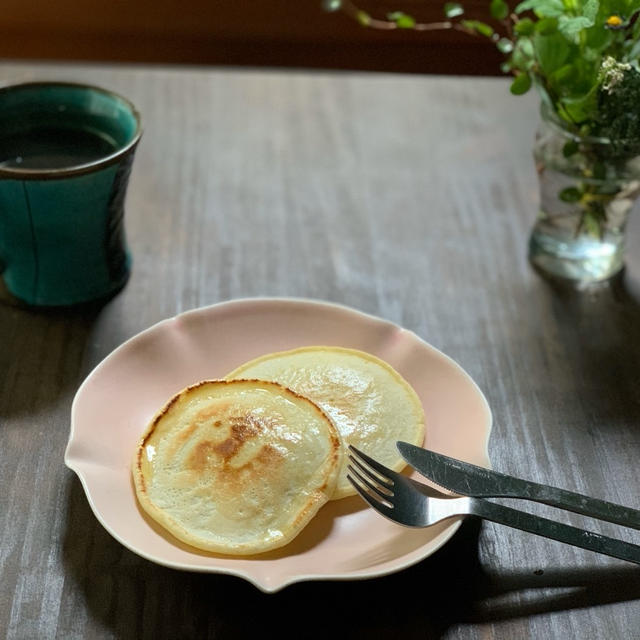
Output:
226 346 425 499
133 379 342 555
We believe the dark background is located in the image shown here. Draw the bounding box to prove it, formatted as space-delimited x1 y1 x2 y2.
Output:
0 0 503 75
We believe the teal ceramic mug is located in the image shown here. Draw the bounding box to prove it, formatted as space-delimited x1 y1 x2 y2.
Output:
0 81 142 306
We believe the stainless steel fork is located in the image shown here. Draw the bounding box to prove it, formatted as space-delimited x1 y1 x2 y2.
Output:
347 446 640 565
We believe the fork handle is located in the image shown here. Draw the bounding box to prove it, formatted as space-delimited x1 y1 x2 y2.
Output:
469 497 640 565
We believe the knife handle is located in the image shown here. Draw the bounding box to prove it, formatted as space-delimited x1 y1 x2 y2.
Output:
484 479 640 531
398 442 640 530
469 498 640 565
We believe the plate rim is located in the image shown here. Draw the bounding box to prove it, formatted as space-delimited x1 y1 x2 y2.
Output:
65 296 492 592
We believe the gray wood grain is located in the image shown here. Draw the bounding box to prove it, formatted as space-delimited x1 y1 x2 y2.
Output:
2 61 640 639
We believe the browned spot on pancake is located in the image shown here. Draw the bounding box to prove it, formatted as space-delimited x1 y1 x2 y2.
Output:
230 414 261 437
185 413 270 471
239 444 284 478
215 444 285 496
214 436 242 460
255 443 283 466
213 413 264 460
187 440 218 473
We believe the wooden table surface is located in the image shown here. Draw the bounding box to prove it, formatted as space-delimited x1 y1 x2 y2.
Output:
2 61 640 639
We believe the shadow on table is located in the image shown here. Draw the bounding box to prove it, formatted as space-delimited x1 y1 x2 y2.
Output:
0 293 104 418
62 475 640 640
468 563 640 622
539 268 640 430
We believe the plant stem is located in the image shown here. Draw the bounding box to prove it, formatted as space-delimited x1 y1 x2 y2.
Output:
337 0 481 34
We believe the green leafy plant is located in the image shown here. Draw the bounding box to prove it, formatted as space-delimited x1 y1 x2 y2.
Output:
324 0 640 141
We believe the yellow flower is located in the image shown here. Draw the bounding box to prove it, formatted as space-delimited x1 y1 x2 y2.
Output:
606 15 623 27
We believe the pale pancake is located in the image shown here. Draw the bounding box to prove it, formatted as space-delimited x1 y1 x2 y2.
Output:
226 346 425 499
133 379 342 555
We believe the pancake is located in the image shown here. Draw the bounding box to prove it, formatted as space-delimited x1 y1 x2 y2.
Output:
226 346 425 499
133 379 342 555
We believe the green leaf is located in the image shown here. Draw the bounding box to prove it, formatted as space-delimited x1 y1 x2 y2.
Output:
490 0 510 19
514 0 534 11
515 0 564 17
510 72 532 94
497 37 514 52
535 16 558 34
444 2 464 18
585 19 612 49
461 19 494 37
534 32 569 75
582 0 599 22
558 15 595 41
514 18 535 34
322 0 342 11
560 89 598 123
388 11 417 28
357 10 371 26
550 63 575 85
511 36 536 70
518 36 535 57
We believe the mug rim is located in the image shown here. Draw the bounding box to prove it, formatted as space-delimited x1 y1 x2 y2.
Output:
0 80 143 180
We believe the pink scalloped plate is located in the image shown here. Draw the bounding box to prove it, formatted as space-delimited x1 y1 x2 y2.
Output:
65 298 492 592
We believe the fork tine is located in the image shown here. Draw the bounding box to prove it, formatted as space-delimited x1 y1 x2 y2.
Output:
347 464 393 502
348 455 394 491
348 445 401 483
347 473 397 520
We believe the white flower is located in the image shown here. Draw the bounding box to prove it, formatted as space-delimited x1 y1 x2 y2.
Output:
601 56 632 93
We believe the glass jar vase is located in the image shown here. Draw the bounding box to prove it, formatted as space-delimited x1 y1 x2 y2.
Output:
528 104 640 283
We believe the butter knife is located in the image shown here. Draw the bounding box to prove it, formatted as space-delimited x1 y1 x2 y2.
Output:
397 441 640 530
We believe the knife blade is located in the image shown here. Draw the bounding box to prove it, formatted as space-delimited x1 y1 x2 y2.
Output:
397 441 640 531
